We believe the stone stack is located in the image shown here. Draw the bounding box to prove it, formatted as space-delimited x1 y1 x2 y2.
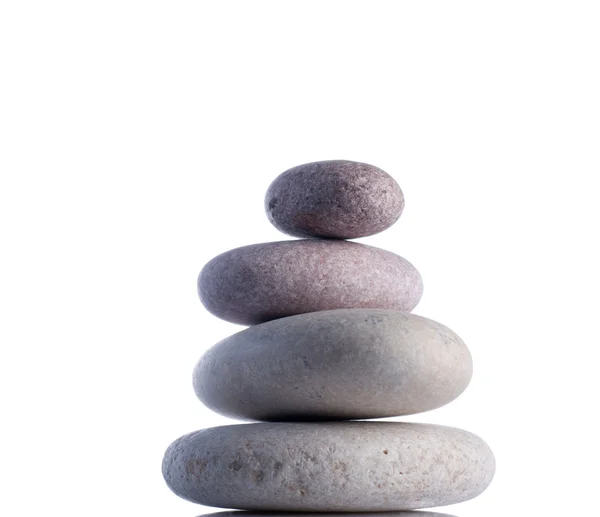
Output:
162 160 495 515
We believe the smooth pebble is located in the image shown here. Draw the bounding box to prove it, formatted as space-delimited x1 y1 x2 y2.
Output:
265 160 404 239
162 422 495 511
194 308 472 421
198 240 422 325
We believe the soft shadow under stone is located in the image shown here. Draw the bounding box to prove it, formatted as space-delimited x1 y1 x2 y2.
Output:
200 513 457 517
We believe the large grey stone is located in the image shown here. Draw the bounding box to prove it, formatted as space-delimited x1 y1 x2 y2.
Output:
162 422 495 511
265 160 404 239
198 240 422 325
194 308 472 421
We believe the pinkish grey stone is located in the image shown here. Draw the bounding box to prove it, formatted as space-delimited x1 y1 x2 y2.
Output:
193 308 472 421
265 160 404 239
162 422 495 511
198 240 423 325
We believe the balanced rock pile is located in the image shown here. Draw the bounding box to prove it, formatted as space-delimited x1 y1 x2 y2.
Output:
162 160 495 514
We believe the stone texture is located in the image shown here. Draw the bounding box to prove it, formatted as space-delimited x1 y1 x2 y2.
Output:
162 422 495 511
198 240 423 325
265 160 404 239
200 510 453 517
194 308 472 421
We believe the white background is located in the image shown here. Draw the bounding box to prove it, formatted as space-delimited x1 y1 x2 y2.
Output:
1 2 599 516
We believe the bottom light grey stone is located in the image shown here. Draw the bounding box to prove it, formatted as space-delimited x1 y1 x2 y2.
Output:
162 422 495 511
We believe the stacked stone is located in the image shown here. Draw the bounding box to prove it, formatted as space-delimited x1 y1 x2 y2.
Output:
162 160 495 515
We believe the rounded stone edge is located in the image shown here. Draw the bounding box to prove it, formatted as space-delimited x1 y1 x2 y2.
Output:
198 510 455 517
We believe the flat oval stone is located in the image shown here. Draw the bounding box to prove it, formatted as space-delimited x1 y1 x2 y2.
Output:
198 240 423 325
194 309 472 421
265 160 404 239
162 422 495 511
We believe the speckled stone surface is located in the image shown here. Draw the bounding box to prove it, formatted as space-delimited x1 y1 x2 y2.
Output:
198 240 423 325
162 422 495 511
200 510 453 517
194 308 472 421
265 160 404 239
